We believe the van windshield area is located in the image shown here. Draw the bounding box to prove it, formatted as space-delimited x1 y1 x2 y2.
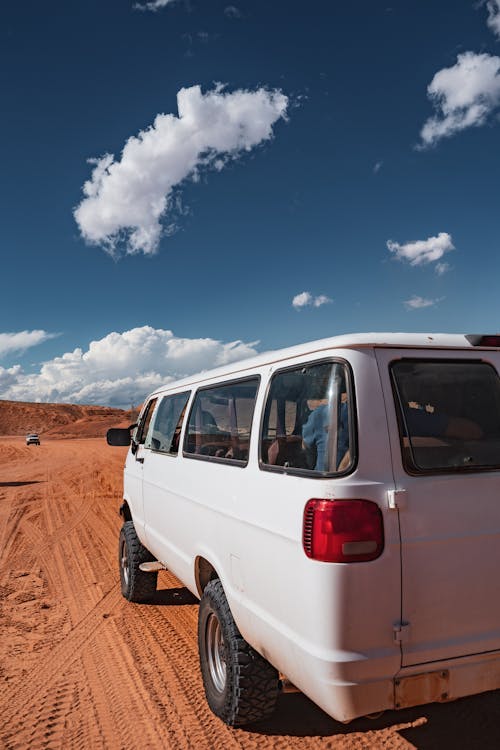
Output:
391 359 500 473
260 361 354 476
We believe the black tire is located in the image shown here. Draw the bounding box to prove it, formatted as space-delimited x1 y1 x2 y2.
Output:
118 521 158 603
198 579 279 726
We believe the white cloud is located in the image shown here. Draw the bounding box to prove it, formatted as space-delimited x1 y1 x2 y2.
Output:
292 291 332 310
0 330 58 358
292 292 313 309
387 232 454 267
0 364 22 389
418 52 500 148
313 294 332 307
404 295 442 310
1 326 260 407
486 0 500 38
74 84 288 256
134 0 177 11
373 160 383 174
435 261 450 276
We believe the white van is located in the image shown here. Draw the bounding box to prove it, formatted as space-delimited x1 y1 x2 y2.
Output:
107 332 500 726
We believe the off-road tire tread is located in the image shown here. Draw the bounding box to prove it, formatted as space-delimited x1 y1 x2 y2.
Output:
119 521 158 603
199 579 279 727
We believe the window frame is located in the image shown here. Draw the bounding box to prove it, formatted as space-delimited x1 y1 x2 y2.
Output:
147 390 191 457
182 375 261 468
390 357 500 476
258 357 357 478
134 397 159 447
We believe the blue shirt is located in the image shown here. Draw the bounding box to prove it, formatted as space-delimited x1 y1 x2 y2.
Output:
302 401 349 471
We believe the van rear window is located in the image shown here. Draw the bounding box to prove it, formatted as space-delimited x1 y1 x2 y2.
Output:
391 360 500 473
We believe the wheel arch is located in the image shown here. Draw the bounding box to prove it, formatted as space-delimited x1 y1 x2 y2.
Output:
194 556 220 598
119 500 132 522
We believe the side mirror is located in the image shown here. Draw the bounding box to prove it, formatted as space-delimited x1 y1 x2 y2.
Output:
106 426 135 446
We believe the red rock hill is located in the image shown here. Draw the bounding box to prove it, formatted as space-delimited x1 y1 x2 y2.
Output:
0 400 137 438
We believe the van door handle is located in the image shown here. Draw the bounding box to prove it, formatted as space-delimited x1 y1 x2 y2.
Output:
387 489 406 509
136 456 145 464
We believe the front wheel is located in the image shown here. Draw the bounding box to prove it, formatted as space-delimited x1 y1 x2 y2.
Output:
118 521 158 603
198 579 279 726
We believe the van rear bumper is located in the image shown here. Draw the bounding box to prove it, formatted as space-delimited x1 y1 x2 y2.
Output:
309 648 500 723
394 649 500 711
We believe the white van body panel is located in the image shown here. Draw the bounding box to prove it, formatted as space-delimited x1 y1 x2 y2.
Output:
375 347 500 667
119 333 500 722
124 443 147 540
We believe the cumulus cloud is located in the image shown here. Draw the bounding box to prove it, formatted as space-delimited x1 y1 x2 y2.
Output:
0 330 58 358
418 52 500 148
1 327 260 407
404 295 442 310
74 84 288 256
387 232 454 267
134 0 177 11
486 0 500 38
292 292 333 310
0 364 22 389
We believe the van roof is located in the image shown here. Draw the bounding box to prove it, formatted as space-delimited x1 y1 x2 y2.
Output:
150 332 500 396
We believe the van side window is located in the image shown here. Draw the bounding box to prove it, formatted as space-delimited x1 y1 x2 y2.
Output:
145 391 190 453
260 361 354 475
391 359 500 473
135 398 158 446
184 378 259 464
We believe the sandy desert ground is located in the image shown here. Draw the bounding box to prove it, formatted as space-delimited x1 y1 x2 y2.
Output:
2 435 500 750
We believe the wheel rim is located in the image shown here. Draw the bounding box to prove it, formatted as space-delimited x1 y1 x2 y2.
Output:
206 612 226 693
120 538 130 586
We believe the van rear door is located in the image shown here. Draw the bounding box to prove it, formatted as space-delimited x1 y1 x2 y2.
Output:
375 348 500 667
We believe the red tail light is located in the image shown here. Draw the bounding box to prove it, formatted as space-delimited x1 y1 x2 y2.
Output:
303 499 384 563
466 334 500 347
477 335 500 347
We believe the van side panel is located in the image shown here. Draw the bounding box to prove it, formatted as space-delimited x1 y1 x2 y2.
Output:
226 349 401 721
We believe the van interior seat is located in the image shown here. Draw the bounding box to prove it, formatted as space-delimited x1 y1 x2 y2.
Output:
266 435 310 468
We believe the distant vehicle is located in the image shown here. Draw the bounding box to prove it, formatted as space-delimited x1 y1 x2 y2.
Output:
26 433 40 446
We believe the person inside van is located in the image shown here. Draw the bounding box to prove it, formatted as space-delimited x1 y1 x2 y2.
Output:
302 376 350 472
404 399 482 440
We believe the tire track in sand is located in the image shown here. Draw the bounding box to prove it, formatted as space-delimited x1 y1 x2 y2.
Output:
1 438 485 750
115 582 246 750
0 585 124 741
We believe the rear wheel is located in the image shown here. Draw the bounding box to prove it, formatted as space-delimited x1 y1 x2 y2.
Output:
118 521 158 603
198 579 279 726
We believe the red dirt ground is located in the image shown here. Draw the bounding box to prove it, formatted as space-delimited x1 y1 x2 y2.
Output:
1 430 500 748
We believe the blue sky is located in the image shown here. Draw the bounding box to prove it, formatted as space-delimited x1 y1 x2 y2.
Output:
2 0 500 406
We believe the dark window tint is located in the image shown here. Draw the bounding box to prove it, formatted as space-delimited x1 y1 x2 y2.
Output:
261 361 354 475
184 378 259 464
391 360 500 472
135 398 158 445
145 392 190 453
